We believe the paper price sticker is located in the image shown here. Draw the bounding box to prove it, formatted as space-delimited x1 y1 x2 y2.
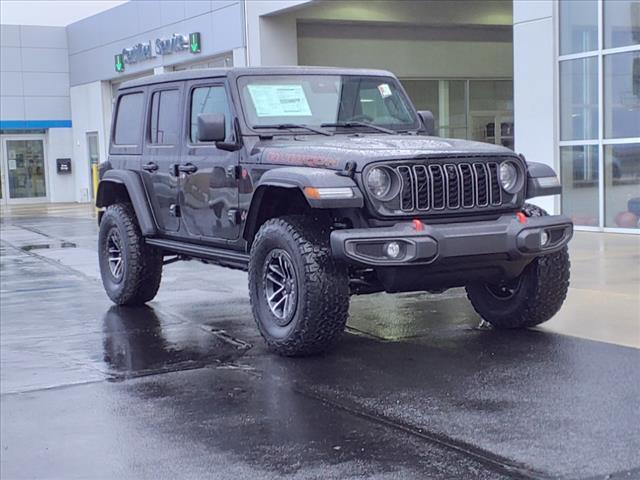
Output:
377 83 392 98
248 84 312 117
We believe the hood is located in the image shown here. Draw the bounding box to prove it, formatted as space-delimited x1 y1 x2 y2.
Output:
254 134 517 171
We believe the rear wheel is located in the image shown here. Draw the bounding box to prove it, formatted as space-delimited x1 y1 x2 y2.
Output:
465 204 571 328
98 203 163 305
248 215 350 356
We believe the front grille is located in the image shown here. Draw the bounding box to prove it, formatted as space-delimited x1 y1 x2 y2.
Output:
394 161 503 213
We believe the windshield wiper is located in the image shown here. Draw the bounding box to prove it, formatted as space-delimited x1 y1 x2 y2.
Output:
320 121 396 135
253 123 332 136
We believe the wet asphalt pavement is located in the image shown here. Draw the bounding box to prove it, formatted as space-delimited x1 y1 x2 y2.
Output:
1 207 639 480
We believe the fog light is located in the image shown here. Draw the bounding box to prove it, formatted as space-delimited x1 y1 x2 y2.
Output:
385 241 402 259
540 230 550 247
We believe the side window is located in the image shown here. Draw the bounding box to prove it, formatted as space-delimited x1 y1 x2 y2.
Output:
190 85 231 143
149 89 180 145
114 92 144 146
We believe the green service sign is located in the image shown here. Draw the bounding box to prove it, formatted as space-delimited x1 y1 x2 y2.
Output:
189 32 201 53
115 54 124 73
114 33 201 72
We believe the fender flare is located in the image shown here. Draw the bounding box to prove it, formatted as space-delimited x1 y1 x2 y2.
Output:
525 162 562 198
96 170 157 236
255 167 363 209
242 167 364 242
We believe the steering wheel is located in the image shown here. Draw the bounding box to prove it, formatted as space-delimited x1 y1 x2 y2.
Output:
349 114 374 122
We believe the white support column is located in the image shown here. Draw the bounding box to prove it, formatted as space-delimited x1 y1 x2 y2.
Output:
244 0 311 66
513 0 556 214
232 47 247 67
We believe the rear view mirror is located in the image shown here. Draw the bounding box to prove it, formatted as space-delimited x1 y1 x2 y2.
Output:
417 110 435 136
197 113 226 142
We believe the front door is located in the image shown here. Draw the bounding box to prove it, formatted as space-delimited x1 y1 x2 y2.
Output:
179 82 239 240
0 135 48 204
140 84 183 232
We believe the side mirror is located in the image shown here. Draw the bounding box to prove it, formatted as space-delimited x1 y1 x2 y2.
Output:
197 113 226 142
417 110 435 136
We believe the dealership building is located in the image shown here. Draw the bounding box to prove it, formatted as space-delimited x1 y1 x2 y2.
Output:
0 0 638 233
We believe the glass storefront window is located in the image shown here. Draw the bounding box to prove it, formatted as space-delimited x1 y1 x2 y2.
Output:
560 57 599 141
604 0 640 49
558 1 640 232
401 79 467 139
604 51 640 139
561 145 600 227
605 144 640 229
402 79 513 146
469 80 513 111
401 79 439 121
442 81 467 139
560 0 598 55
468 80 514 149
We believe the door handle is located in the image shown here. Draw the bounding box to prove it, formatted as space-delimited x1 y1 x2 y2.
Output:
142 162 159 172
178 163 198 174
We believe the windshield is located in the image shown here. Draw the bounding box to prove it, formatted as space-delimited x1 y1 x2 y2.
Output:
237 74 419 133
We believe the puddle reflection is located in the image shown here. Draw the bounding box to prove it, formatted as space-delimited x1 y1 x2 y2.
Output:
101 305 251 379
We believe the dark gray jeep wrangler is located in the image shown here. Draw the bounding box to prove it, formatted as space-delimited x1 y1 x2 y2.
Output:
97 67 573 356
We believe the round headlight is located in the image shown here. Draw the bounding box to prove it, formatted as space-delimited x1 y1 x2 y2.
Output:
499 162 519 193
367 167 393 198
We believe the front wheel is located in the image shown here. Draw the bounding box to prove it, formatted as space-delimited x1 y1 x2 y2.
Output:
465 204 571 328
248 216 350 356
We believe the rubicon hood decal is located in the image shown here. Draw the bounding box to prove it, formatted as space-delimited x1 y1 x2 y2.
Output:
256 134 516 171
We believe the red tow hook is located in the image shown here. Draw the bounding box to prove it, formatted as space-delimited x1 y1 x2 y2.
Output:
413 219 424 231
516 212 527 224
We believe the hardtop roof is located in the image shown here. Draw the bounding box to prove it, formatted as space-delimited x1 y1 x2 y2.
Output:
118 66 397 90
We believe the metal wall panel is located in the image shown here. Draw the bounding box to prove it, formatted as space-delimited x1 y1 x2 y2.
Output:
0 71 24 97
0 97 25 120
66 2 141 55
66 1 244 86
0 25 20 47
22 72 70 97
185 0 213 18
160 0 186 24
21 48 69 73
0 47 22 71
24 96 71 120
67 0 244 86
0 26 70 123
136 1 164 34
20 25 68 49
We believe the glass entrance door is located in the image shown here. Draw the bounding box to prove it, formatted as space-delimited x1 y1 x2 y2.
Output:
0 136 48 204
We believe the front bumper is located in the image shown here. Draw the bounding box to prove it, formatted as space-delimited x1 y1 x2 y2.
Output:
330 214 573 267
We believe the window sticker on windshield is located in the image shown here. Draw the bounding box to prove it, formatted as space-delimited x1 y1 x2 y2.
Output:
247 84 312 117
377 83 392 98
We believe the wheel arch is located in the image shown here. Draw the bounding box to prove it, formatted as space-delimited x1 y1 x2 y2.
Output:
96 170 157 236
242 167 363 246
242 184 312 246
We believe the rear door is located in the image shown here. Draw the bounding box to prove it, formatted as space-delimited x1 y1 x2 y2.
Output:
179 80 240 240
140 83 183 232
110 88 146 174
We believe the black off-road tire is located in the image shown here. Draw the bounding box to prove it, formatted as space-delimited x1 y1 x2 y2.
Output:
98 203 163 305
465 203 571 328
248 215 350 356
